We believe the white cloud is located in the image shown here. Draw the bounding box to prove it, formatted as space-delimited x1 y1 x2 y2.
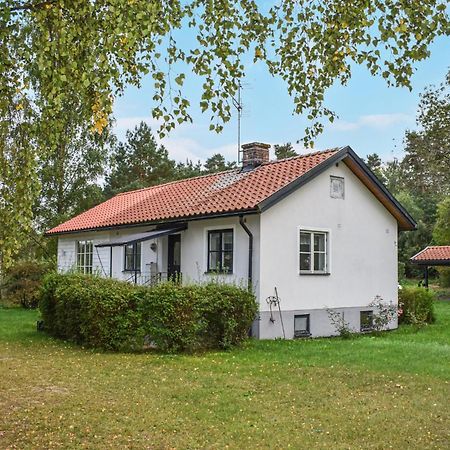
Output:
113 116 238 163
329 113 413 132
162 139 238 164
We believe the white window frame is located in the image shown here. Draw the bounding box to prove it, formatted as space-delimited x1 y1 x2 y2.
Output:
297 227 331 275
76 240 93 274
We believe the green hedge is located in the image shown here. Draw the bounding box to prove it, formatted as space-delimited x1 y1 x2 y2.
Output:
39 273 257 352
398 286 435 325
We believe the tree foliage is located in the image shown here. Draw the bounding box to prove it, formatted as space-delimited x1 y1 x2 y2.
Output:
105 122 236 197
274 142 298 160
1 0 449 266
365 153 386 184
36 101 110 230
402 72 450 197
203 154 236 174
433 197 450 245
105 122 177 197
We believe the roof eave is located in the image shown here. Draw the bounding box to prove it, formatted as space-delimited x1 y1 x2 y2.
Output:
44 208 260 237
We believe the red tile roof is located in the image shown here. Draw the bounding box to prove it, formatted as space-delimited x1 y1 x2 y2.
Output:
46 149 340 234
410 246 450 263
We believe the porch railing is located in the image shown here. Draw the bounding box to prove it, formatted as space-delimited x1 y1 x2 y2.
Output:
124 272 182 286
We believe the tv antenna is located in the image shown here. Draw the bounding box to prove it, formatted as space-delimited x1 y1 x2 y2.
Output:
231 81 243 163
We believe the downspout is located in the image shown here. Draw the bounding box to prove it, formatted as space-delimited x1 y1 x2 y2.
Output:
239 215 253 290
109 247 113 278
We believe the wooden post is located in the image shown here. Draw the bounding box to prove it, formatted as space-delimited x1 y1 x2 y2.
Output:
424 266 429 288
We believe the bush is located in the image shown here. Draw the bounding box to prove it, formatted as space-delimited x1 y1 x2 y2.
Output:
368 296 398 333
39 273 257 352
438 267 450 288
1 259 54 308
398 286 435 326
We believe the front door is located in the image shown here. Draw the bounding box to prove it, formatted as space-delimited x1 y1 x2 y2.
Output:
167 234 181 281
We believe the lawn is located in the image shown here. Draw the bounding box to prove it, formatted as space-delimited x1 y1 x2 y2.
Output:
1 304 449 449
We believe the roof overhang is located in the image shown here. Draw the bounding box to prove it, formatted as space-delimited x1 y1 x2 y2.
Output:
410 259 450 266
410 246 450 266
95 224 187 247
258 146 417 231
45 209 259 237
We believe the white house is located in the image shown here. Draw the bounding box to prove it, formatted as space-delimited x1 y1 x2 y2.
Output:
47 143 416 339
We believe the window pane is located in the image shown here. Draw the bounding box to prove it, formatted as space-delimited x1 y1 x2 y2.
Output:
209 232 221 251
300 253 311 271
294 315 308 332
223 231 233 251
300 232 311 253
172 241 180 266
314 252 326 271
209 251 220 271
223 251 233 272
361 311 373 329
314 233 325 252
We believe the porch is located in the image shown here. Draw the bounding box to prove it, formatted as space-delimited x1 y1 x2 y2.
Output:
95 224 185 285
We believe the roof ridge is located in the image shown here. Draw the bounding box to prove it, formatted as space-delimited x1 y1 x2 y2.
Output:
260 147 343 167
115 148 343 197
115 167 240 197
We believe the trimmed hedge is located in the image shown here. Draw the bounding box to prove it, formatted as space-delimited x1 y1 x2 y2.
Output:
398 286 435 325
39 273 257 352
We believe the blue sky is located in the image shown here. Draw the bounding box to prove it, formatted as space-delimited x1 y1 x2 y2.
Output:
113 34 449 164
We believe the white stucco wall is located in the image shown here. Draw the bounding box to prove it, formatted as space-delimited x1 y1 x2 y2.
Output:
56 216 260 292
57 225 160 282
259 162 398 314
180 215 260 295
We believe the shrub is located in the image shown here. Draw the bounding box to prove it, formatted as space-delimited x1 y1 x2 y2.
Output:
39 274 257 352
438 267 450 288
326 309 356 339
199 282 258 349
40 273 145 351
368 296 398 333
398 286 435 327
2 259 54 308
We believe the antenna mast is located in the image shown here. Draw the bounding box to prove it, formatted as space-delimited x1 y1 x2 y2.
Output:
232 81 243 163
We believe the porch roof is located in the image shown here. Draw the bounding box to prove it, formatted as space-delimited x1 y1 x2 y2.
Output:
95 224 187 247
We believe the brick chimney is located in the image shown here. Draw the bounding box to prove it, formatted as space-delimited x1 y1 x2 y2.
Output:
241 142 270 170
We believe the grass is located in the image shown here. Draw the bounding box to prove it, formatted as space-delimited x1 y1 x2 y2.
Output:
1 305 449 449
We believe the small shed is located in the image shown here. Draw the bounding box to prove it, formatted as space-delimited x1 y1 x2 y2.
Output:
410 246 450 287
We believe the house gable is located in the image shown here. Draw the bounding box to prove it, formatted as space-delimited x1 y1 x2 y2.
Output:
258 146 416 231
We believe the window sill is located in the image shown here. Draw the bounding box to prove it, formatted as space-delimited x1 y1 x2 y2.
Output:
122 270 141 273
299 272 330 276
204 271 233 275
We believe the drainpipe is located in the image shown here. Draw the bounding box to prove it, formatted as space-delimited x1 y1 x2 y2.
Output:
239 215 253 290
109 247 113 278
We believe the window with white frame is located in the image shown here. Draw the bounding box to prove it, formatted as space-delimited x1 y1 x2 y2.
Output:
76 240 93 274
299 230 328 273
124 242 141 272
